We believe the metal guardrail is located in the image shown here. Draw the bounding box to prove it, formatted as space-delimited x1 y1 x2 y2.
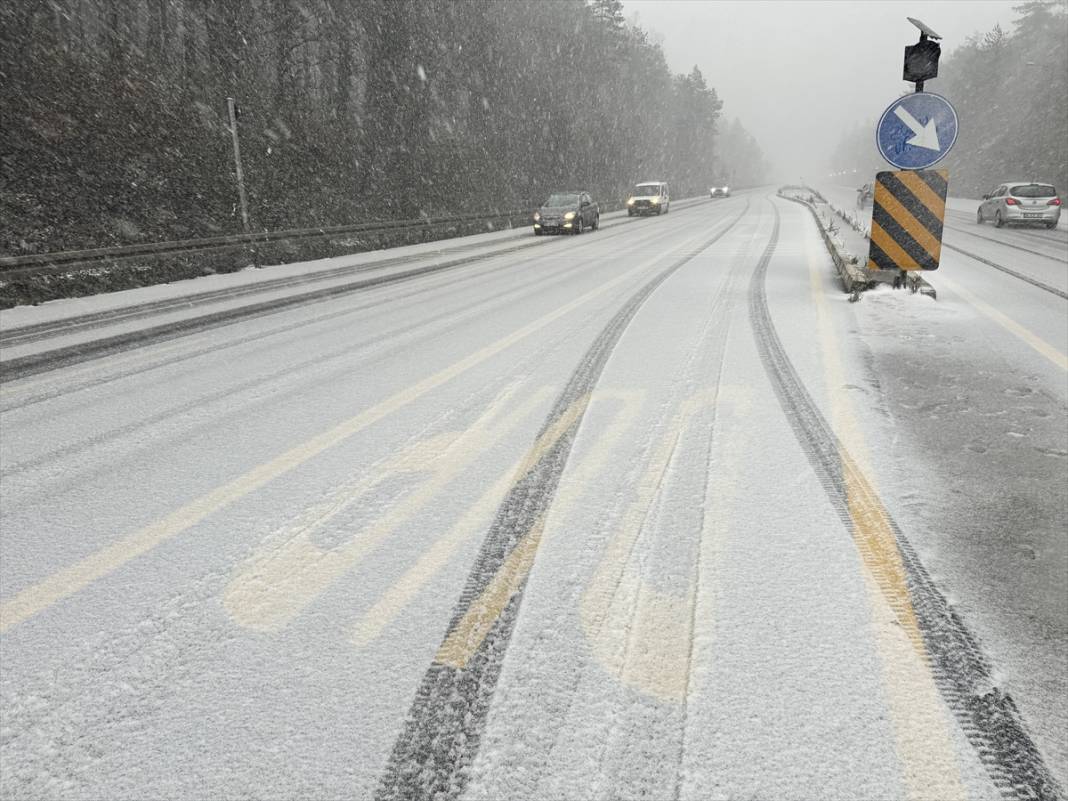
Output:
0 207 538 278
0 190 720 278
778 186 935 299
0 192 713 283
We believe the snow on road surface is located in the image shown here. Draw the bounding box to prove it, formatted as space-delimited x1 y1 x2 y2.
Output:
1 193 1064 800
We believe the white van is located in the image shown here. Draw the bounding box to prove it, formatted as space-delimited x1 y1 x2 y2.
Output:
627 181 670 216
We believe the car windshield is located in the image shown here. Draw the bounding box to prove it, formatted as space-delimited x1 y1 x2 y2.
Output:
544 193 580 207
1010 184 1057 198
634 185 661 195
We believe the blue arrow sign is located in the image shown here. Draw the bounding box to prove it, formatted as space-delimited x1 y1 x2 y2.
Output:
875 92 958 170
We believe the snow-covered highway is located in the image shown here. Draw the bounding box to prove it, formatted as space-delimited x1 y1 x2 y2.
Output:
1 192 1065 800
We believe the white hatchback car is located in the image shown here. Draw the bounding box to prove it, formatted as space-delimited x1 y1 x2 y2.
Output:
977 181 1061 229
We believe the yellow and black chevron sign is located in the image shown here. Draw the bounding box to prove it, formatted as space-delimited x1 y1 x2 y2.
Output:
867 169 948 271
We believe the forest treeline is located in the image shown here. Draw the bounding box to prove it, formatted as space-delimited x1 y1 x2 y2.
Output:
830 0 1067 198
0 0 768 256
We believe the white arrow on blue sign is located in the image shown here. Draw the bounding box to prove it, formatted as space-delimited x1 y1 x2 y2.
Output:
875 92 958 170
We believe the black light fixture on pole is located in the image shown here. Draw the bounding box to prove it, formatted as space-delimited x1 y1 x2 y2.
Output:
903 17 942 93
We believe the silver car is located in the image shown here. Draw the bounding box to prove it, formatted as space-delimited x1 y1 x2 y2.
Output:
977 181 1062 229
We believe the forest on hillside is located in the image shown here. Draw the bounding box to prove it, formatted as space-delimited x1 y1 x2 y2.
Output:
829 0 1068 198
0 0 769 256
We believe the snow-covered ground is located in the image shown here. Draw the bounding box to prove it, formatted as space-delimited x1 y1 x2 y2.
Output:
1 190 1064 799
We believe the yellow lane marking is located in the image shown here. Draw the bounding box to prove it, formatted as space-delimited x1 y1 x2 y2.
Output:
224 384 551 631
433 392 593 669
807 232 966 800
350 455 517 647
579 390 723 703
937 274 1068 371
870 220 921 271
0 226 715 633
351 392 649 648
436 516 547 669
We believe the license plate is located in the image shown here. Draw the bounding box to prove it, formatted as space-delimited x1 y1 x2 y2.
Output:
1023 213 1043 218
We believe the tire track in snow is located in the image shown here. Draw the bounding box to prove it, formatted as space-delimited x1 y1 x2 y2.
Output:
941 239 1068 300
943 223 1068 266
374 204 751 801
751 198 1064 801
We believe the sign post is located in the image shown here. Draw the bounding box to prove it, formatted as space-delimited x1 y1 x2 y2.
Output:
867 18 956 282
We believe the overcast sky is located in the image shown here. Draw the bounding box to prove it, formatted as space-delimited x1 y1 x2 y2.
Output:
623 0 1019 181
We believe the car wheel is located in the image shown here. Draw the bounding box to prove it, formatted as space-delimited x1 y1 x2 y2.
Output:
1048 222 1058 229
976 209 983 224
575 217 584 235
534 228 542 236
592 214 599 231
995 211 1005 228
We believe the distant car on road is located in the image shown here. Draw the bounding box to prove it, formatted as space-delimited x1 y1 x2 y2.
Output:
977 181 1061 229
626 181 670 216
710 185 731 198
533 191 599 235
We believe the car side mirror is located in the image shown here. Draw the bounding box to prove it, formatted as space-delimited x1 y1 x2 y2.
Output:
982 194 990 199
581 200 590 208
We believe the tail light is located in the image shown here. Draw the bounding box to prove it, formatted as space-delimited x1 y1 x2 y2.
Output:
1048 198 1062 206
1005 197 1019 205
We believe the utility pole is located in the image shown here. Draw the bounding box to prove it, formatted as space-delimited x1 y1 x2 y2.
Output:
227 96 250 235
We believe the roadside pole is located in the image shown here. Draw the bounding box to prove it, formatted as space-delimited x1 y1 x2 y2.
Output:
227 97 251 236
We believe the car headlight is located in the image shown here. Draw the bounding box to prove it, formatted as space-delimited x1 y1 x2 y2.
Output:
652 197 660 204
627 198 635 205
533 212 541 221
564 211 576 220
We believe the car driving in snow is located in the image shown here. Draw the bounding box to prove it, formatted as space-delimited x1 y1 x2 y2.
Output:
710 185 731 198
976 181 1061 228
626 182 670 216
533 191 600 234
